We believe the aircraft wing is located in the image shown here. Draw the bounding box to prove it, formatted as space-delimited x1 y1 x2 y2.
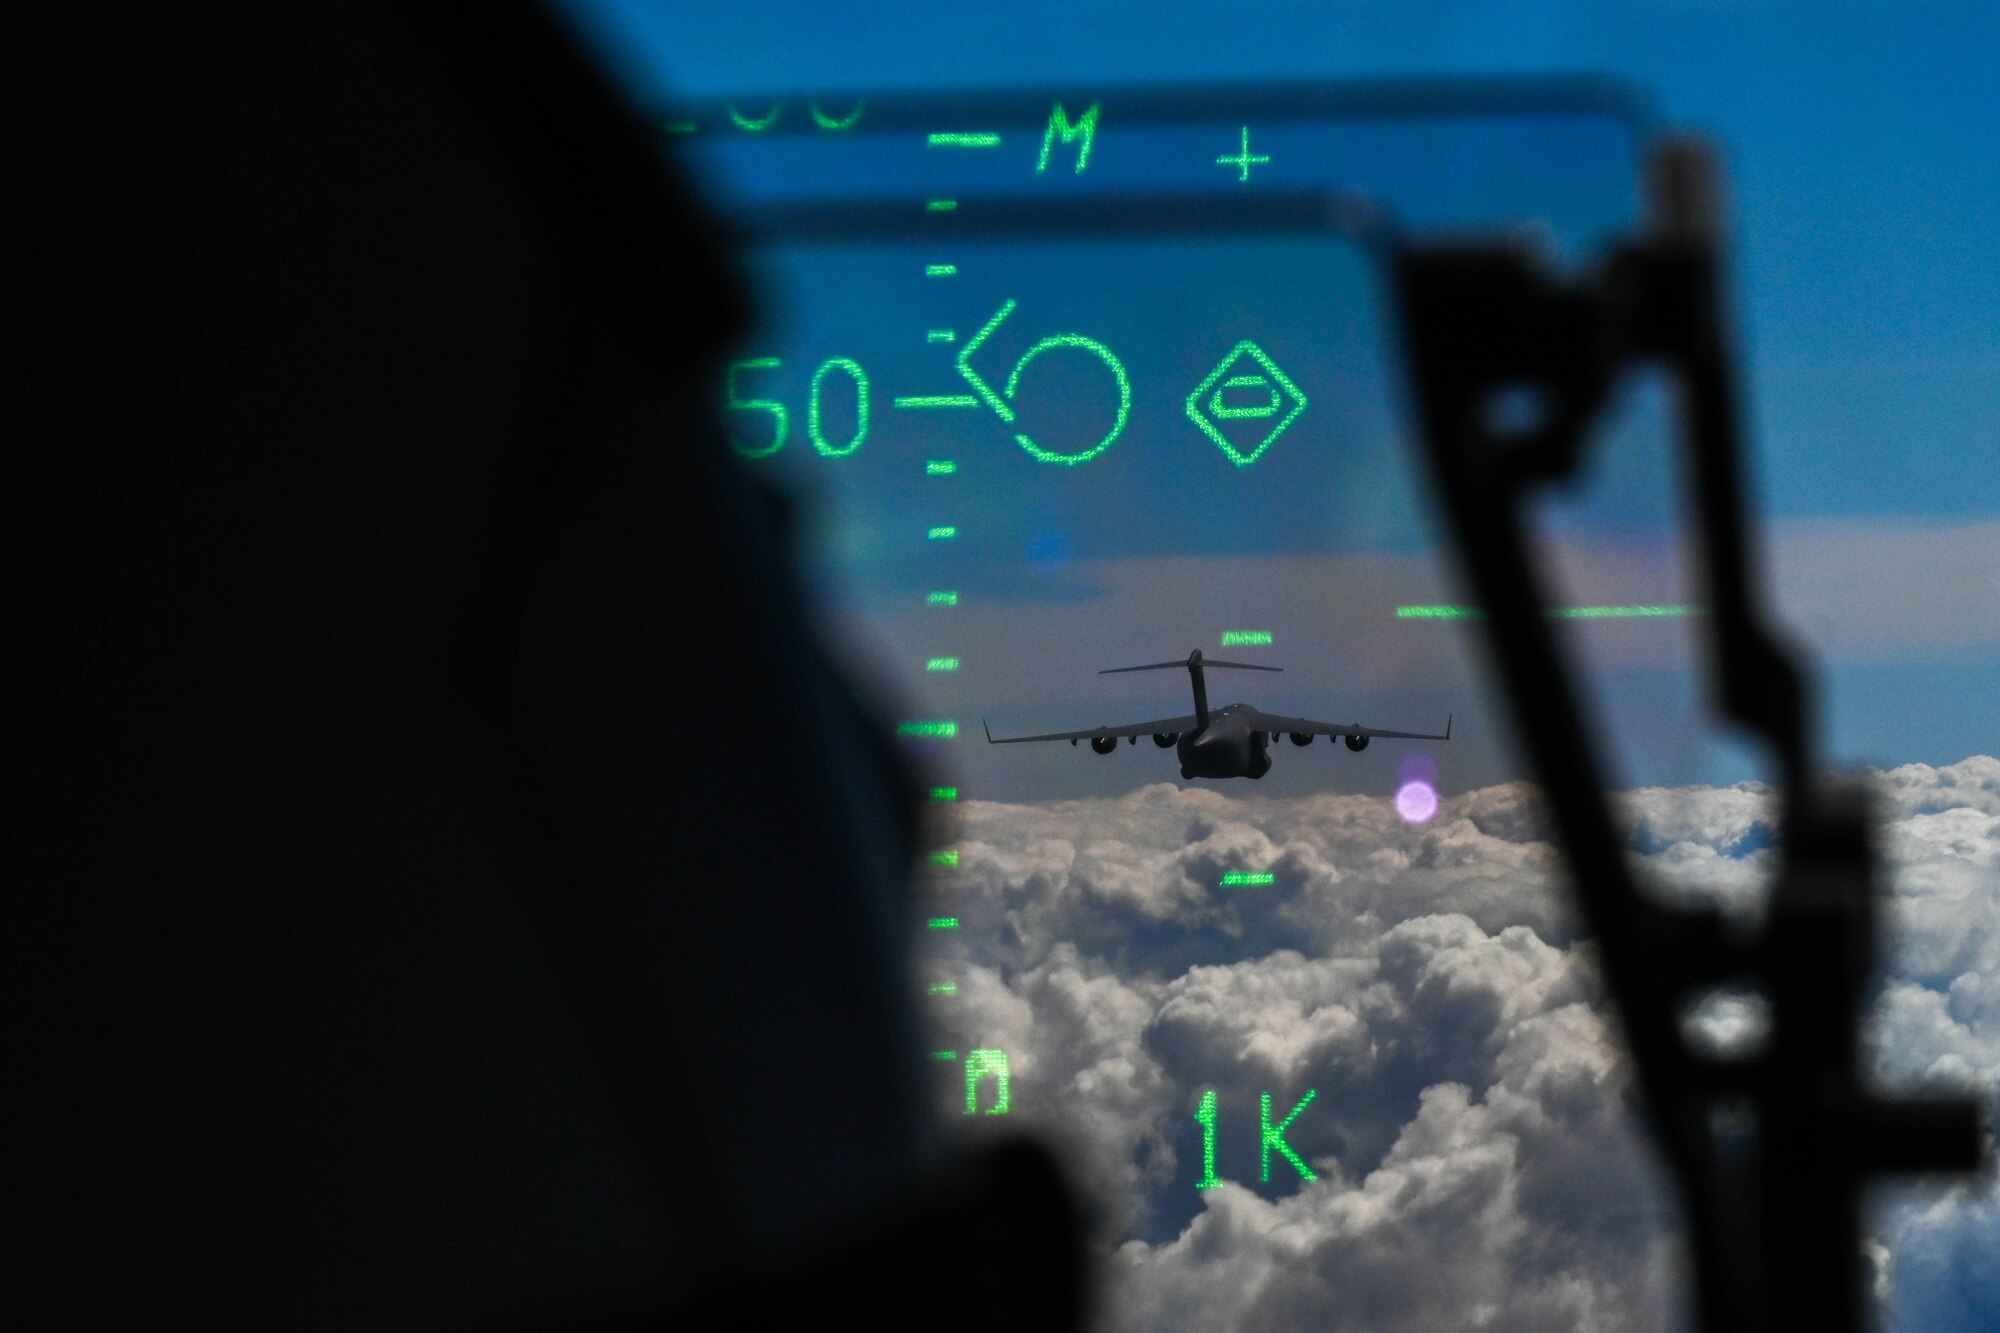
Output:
983 714 1203 744
1245 709 1452 742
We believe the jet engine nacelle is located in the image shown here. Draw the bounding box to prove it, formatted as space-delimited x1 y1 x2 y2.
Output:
1153 732 1178 747
1289 732 1313 746
1091 735 1119 754
1344 734 1369 752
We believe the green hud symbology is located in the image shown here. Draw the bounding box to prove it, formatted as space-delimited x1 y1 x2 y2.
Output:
685 85 1648 1128
1186 341 1308 467
1261 1090 1318 1182
1195 1089 1321 1191
1036 102 1100 174
964 1049 1012 1115
1215 126 1270 182
1195 1089 1224 1189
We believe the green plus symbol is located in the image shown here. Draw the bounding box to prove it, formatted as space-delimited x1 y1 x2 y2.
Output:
1216 126 1269 182
1186 341 1307 467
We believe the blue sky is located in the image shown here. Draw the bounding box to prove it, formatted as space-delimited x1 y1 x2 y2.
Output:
560 0 1996 791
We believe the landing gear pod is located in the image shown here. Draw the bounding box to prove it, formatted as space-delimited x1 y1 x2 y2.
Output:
1091 735 1118 754
1344 734 1369 752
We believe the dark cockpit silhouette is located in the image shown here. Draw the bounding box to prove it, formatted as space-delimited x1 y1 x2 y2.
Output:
23 3 1080 1327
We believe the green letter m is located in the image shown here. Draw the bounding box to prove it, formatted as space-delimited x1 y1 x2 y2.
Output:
1036 102 1100 174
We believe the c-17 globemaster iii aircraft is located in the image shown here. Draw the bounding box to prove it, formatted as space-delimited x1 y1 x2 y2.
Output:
984 648 1451 780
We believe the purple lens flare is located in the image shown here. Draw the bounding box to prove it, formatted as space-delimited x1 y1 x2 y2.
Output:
1395 779 1439 824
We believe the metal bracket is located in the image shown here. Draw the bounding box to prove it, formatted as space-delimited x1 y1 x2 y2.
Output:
1393 137 1983 1332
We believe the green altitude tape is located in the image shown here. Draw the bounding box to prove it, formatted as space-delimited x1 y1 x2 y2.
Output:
929 849 959 866
928 591 959 605
926 198 958 211
927 526 957 540
1221 630 1272 646
899 721 958 738
928 982 958 995
926 658 960 672
926 460 957 475
926 264 957 277
1220 871 1275 887
927 917 959 930
928 132 1001 147
930 787 958 802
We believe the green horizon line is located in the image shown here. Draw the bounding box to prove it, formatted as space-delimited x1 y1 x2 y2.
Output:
1396 604 1699 620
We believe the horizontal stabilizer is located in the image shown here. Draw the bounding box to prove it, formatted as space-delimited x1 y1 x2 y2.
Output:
1100 656 1282 674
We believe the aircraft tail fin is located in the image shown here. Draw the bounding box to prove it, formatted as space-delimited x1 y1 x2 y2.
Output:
1098 650 1280 733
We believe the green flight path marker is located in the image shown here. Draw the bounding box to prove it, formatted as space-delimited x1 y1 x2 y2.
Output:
958 299 1132 466
1187 341 1308 466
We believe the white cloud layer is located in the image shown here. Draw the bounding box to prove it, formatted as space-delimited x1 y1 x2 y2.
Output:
920 758 1999 1332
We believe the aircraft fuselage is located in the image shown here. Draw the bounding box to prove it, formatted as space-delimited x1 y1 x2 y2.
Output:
1177 705 1271 780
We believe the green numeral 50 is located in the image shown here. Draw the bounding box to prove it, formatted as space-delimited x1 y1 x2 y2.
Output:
726 357 870 459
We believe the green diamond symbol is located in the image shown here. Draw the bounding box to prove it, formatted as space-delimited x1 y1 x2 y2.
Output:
1185 340 1308 467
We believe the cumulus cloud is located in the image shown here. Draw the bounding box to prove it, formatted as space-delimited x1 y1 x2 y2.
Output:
918 759 1999 1331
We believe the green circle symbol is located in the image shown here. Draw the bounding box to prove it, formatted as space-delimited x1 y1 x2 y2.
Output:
1003 334 1131 466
